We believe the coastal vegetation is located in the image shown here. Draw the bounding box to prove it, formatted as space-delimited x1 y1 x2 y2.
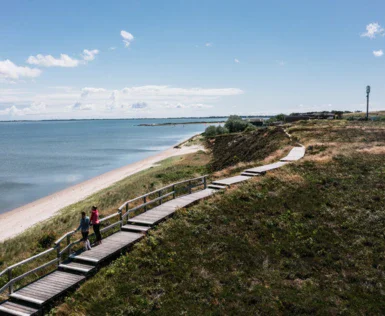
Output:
52 119 385 315
203 115 256 137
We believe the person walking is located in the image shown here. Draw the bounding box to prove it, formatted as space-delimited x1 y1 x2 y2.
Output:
90 206 102 245
74 211 91 251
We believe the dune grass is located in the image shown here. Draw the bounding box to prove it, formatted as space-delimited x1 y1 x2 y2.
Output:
52 120 385 315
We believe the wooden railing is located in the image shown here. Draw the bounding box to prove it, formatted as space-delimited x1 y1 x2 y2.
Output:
0 175 208 297
120 175 207 223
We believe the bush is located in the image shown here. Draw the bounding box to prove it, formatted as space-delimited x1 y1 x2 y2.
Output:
266 113 286 124
225 115 249 133
204 125 217 138
216 126 228 135
244 124 256 133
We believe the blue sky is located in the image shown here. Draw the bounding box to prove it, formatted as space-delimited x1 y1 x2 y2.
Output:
0 0 384 119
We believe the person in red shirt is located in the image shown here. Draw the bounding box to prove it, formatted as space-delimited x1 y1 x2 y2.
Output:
90 206 102 245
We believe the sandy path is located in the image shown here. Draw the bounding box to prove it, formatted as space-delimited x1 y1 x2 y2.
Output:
0 142 204 242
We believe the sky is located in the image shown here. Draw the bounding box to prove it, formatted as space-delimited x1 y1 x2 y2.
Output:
0 0 384 120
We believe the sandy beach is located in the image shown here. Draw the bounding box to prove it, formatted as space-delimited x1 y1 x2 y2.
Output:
0 141 204 242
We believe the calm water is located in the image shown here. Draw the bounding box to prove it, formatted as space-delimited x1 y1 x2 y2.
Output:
0 118 224 214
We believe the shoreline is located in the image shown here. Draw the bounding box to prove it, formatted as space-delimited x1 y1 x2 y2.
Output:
0 135 204 242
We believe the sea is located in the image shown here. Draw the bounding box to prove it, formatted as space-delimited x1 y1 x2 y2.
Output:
0 118 225 214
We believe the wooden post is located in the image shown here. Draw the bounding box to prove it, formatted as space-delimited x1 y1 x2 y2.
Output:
67 234 71 257
56 243 61 265
172 185 176 199
8 269 13 294
188 181 192 194
119 210 123 229
204 176 207 189
159 190 162 205
143 196 147 211
125 204 129 224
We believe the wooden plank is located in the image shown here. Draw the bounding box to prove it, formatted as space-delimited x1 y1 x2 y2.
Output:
212 176 251 186
245 161 289 174
0 302 38 316
0 301 38 315
10 293 45 305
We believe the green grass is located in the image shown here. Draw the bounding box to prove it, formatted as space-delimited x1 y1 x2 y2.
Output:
53 120 385 315
0 150 211 297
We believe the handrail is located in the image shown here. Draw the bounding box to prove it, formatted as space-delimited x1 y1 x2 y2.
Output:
119 175 208 210
7 247 56 272
0 174 208 297
54 231 74 245
99 212 120 223
122 191 175 219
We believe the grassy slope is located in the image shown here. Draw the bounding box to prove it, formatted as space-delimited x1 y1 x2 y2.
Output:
0 150 211 296
54 120 385 315
209 127 291 171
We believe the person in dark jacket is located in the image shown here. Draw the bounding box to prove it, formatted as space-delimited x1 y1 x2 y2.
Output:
74 211 91 250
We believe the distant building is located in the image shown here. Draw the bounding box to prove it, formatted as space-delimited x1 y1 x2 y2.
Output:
284 111 342 122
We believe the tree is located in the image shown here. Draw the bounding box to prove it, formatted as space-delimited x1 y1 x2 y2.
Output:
225 115 249 133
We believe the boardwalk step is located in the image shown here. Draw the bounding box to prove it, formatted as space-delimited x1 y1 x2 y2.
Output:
59 262 96 274
0 301 39 316
70 231 143 264
241 172 261 177
10 271 85 306
207 184 227 190
212 175 251 187
121 224 151 233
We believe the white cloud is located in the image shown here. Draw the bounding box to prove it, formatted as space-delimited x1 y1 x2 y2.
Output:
361 23 384 39
121 30 134 47
121 85 243 97
234 59 240 63
162 102 212 109
0 102 46 116
205 42 212 47
27 49 99 67
0 59 41 80
82 49 99 61
81 87 107 97
373 49 384 57
130 102 148 109
0 84 242 119
109 47 116 50
27 54 80 67
72 102 94 111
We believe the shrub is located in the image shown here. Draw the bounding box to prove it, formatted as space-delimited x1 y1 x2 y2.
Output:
225 115 249 133
204 125 217 138
216 126 229 135
266 113 286 124
244 124 256 133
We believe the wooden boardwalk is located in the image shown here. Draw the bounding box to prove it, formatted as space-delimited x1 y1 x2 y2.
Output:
0 182 217 315
0 142 306 315
245 161 289 174
212 175 251 187
10 271 84 306
69 231 143 264
126 189 216 226
280 146 305 161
